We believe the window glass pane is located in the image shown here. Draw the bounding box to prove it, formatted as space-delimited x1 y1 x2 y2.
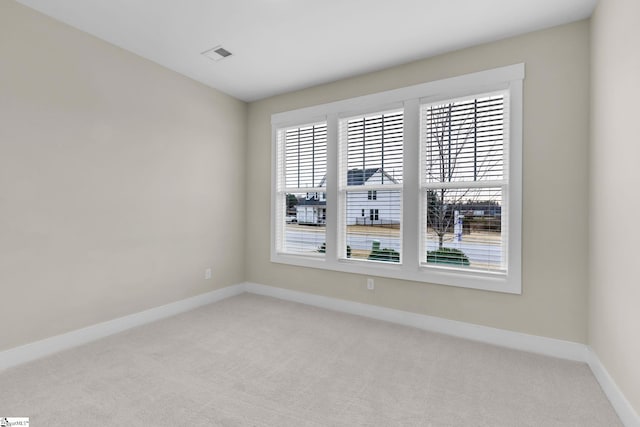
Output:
345 110 403 185
345 190 401 262
285 123 327 189
423 95 504 183
424 187 504 271
282 192 326 256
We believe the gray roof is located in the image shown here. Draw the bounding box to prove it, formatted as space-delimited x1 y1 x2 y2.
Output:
297 198 326 206
318 168 398 187
347 168 380 185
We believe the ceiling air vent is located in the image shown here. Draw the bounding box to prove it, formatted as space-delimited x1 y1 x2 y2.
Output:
201 45 233 62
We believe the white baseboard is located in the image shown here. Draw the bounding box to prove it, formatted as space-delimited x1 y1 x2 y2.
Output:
243 282 587 361
0 281 585 368
586 348 640 427
2 280 636 426
0 284 245 371
244 282 640 426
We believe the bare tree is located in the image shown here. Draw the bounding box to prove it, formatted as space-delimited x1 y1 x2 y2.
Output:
425 97 503 249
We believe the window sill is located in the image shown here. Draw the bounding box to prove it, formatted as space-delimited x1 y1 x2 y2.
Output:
271 252 521 294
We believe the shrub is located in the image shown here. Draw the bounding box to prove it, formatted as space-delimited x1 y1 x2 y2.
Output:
368 240 400 263
426 247 470 266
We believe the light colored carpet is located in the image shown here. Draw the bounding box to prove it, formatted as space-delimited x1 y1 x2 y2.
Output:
0 293 621 426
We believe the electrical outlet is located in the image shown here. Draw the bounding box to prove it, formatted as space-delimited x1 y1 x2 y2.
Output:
205 268 212 280
367 278 375 290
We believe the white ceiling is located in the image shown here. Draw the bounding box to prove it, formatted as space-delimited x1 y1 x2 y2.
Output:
16 0 597 102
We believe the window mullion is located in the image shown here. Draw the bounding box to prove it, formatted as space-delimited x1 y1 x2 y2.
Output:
324 113 339 267
402 99 420 268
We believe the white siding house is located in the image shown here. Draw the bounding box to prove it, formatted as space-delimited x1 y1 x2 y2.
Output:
344 169 400 226
296 168 400 226
295 192 326 225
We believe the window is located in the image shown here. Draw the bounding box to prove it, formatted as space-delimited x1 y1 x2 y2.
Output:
421 93 507 273
274 122 327 256
340 110 403 262
271 64 523 293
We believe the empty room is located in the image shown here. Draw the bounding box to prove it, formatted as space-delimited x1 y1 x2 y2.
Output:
1 0 638 425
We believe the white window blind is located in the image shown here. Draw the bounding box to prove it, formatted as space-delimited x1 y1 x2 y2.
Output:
276 122 327 256
339 110 403 263
420 92 508 272
284 125 327 189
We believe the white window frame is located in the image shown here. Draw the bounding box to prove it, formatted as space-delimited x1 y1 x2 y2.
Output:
271 64 523 294
273 121 328 257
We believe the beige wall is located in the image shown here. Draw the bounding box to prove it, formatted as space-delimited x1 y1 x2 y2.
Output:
0 0 596 357
0 1 247 351
247 21 591 343
590 0 640 415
